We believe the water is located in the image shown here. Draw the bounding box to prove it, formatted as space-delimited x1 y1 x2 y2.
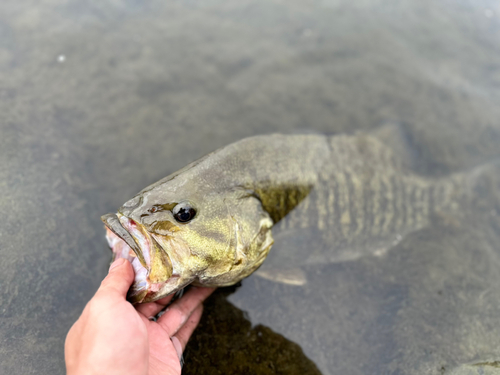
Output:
1 0 500 374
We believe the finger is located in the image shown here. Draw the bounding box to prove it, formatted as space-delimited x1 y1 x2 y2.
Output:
173 304 203 351
98 258 134 297
135 294 175 319
157 287 215 337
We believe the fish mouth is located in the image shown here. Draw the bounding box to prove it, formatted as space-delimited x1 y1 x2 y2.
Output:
101 213 146 266
101 213 173 303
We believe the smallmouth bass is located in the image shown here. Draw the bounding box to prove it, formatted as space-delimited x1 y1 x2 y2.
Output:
102 130 499 303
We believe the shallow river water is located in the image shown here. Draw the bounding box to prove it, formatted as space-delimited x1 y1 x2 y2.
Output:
1 1 500 374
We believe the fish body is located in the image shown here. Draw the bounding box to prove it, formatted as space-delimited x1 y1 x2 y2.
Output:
102 131 482 303
258 133 467 277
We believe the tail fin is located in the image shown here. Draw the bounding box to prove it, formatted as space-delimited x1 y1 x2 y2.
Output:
466 160 500 215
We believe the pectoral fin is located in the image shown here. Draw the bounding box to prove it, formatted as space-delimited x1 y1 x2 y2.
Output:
255 267 307 286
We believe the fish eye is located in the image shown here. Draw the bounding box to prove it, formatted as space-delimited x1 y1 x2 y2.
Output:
148 206 159 214
173 203 196 223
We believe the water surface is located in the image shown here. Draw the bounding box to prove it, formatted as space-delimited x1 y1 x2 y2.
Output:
1 1 500 374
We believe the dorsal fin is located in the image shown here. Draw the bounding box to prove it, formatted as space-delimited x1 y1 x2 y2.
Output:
369 122 420 171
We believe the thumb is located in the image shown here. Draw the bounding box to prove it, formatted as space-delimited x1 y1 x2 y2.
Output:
99 258 135 297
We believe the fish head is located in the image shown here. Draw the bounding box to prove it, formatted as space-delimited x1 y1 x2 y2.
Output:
102 184 274 304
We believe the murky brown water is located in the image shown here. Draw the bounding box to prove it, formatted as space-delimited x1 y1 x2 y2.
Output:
1 1 500 374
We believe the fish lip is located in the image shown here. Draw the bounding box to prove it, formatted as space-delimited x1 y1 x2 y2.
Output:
101 213 147 268
102 213 175 303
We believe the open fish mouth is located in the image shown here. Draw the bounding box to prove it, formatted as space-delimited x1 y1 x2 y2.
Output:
101 213 173 303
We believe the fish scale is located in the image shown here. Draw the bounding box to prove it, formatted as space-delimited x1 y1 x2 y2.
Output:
274 133 468 268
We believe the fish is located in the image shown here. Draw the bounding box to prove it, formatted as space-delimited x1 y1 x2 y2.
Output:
102 127 500 303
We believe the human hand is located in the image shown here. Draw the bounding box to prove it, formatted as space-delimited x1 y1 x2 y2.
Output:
65 258 215 375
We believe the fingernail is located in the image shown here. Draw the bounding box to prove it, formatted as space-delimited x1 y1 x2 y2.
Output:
171 336 183 361
109 258 126 271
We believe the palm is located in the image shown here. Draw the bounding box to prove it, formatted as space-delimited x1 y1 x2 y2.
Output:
65 259 214 375
133 287 213 375
144 318 182 374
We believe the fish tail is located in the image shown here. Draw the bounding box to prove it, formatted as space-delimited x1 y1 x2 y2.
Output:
428 161 500 227
465 160 500 215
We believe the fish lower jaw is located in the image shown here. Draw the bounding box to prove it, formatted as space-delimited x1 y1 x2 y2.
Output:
105 227 186 303
128 278 175 304
140 275 193 303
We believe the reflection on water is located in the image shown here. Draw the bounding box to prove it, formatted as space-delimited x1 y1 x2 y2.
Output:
1 0 500 374
183 286 322 375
